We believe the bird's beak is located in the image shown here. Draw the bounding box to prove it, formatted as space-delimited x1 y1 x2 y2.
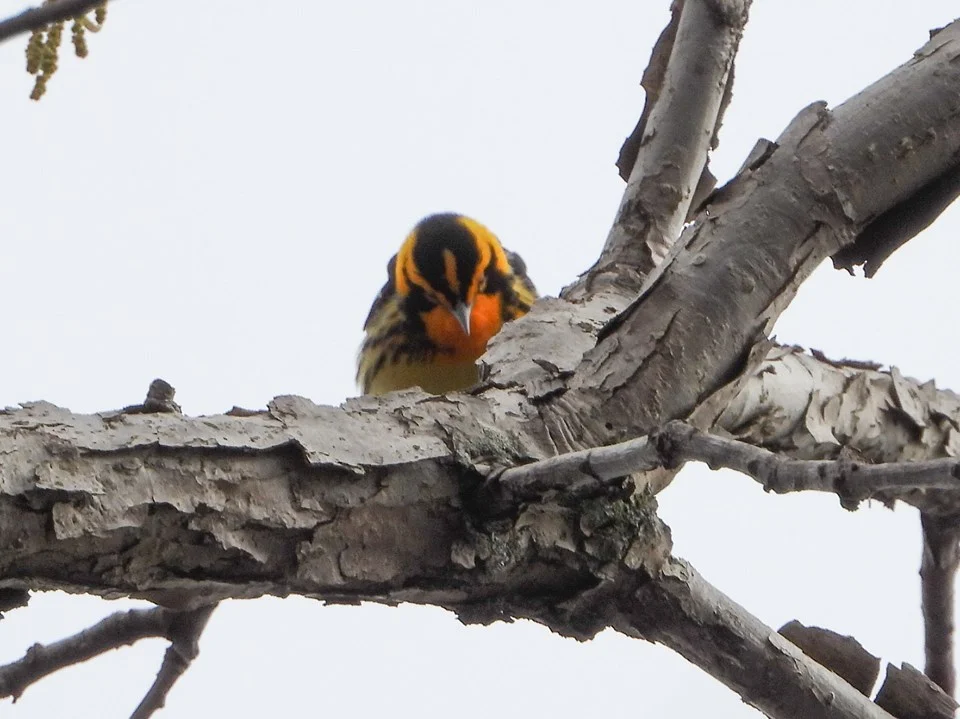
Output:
451 301 472 336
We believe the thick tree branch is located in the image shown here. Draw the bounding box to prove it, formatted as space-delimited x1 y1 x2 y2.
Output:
625 559 895 719
0 397 673 612
482 20 960 451
567 0 750 298
0 0 107 45
0 397 910 719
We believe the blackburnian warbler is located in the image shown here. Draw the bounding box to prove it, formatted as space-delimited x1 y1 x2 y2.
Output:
358 213 536 395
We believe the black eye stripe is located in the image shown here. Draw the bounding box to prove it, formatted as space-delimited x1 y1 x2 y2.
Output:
403 279 436 314
484 261 509 293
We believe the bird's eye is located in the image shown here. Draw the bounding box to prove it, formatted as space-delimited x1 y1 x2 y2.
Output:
478 274 488 293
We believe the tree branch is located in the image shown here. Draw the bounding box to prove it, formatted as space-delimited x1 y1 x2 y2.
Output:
777 622 959 718
0 0 108 45
1 11 959 718
0 604 217 714
566 0 750 298
920 513 960 696
720 347 960 499
722 347 960 695
498 420 960 507
130 605 217 719
875 662 959 719
480 21 960 455
625 558 896 719
525 19 960 455
0 607 170 702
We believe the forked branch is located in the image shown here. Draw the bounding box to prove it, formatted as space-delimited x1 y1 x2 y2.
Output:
0 604 216 719
130 605 217 719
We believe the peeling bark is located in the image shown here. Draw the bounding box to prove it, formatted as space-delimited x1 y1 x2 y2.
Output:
0 398 671 624
554 16 960 442
2 8 960 719
720 346 960 512
591 0 748 286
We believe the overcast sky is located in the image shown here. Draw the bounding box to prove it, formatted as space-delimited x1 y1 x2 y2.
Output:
2 1 960 717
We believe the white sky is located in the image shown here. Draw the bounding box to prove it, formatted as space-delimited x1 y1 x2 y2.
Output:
1 1 959 717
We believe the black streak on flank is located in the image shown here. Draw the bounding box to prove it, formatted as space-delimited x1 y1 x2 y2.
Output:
413 214 480 305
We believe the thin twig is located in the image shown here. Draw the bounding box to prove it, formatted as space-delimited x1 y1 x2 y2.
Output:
0 0 109 45
130 605 217 719
0 607 170 701
0 603 217 717
496 420 960 504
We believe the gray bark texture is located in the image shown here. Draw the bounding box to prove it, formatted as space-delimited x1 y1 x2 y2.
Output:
4 3 960 718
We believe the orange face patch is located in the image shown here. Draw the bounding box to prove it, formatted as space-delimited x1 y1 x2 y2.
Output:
421 293 505 363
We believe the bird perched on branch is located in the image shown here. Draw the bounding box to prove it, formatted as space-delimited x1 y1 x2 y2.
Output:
358 213 537 395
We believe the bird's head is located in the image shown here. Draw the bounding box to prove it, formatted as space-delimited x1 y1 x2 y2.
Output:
394 213 512 353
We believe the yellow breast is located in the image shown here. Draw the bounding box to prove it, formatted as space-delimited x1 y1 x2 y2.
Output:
364 359 480 396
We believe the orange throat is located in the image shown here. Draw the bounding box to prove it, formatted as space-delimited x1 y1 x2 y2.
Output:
421 294 504 363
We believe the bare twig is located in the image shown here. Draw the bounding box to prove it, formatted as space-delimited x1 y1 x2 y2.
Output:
0 607 170 701
497 420 960 505
130 605 217 719
0 0 109 45
920 512 960 696
0 604 216 716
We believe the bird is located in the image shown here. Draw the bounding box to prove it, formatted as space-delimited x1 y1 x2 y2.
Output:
358 213 537 395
